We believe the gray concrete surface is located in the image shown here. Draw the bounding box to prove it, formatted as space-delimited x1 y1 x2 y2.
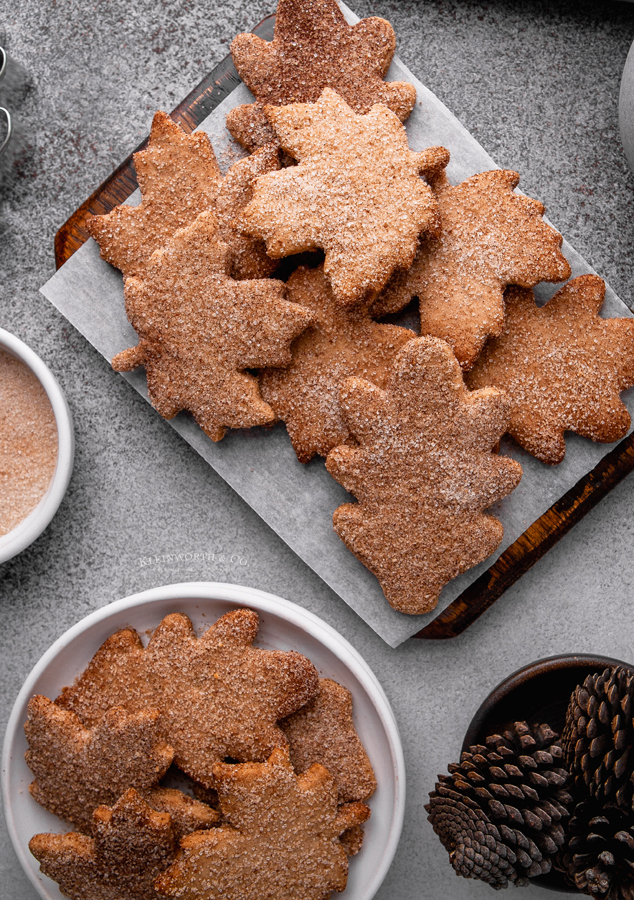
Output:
2 1 634 898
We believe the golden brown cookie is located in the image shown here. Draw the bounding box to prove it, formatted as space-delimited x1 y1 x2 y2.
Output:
215 142 281 280
466 275 634 464
87 111 222 279
56 609 320 789
155 747 370 900
111 211 314 442
25 696 173 832
374 169 571 369
227 0 416 151
87 111 279 280
56 626 151 723
259 264 414 462
240 88 449 306
30 788 177 900
282 678 377 802
326 336 523 614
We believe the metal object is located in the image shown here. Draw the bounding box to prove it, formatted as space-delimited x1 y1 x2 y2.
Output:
620 39 634 174
0 105 11 156
0 44 29 105
0 105 12 187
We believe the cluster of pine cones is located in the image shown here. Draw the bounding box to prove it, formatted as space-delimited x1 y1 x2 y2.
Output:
426 666 634 897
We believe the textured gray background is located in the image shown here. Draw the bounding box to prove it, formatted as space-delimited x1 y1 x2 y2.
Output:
2 1 634 898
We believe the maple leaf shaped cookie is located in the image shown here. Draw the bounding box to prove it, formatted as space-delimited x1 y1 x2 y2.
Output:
87 110 279 280
240 88 449 306
30 788 176 900
25 696 173 832
227 0 416 151
325 336 523 614
155 747 370 900
24 695 219 837
282 678 377 803
260 264 414 462
111 211 314 441
56 609 320 789
466 275 634 464
374 169 571 369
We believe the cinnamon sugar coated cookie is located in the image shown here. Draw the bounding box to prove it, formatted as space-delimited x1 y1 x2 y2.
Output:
466 275 634 464
87 111 222 279
374 169 571 369
259 264 414 462
111 211 313 442
240 88 449 306
155 747 370 900
87 111 279 281
227 0 416 150
282 678 377 802
30 788 178 900
326 337 523 614
56 609 320 788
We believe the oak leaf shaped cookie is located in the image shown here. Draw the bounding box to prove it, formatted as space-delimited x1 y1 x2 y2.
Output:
326 336 523 614
466 275 634 464
227 0 416 151
111 211 314 441
30 788 176 900
282 678 377 803
87 110 279 280
25 696 173 833
56 609 320 789
240 88 449 306
260 264 414 462
155 747 370 900
374 169 571 369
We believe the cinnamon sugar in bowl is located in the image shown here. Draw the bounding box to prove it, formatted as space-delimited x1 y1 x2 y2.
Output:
0 329 74 564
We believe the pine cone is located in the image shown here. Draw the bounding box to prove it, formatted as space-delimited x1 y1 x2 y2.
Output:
426 722 572 889
562 666 634 810
560 800 634 899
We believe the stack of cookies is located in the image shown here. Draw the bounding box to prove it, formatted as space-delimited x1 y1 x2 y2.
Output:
27 608 377 900
85 0 634 617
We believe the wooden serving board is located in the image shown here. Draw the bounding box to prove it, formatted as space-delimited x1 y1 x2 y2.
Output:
54 15 634 641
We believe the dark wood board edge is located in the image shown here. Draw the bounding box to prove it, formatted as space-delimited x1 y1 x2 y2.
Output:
53 12 634 641
414 431 634 639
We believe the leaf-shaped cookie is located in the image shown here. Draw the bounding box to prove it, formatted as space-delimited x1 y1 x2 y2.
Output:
281 678 377 803
25 697 173 832
30 788 176 900
227 0 417 151
259 264 414 462
466 275 634 464
111 211 314 441
374 170 571 369
24 696 219 837
326 336 523 614
155 747 370 900
87 110 279 280
240 88 449 306
56 609 320 789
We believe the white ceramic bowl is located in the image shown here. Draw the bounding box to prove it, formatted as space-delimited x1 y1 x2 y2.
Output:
2 582 405 900
0 328 74 564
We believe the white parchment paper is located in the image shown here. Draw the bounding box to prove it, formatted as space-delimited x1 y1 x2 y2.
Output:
40 3 634 647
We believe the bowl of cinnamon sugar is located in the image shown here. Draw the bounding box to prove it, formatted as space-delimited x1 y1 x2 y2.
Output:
0 328 73 564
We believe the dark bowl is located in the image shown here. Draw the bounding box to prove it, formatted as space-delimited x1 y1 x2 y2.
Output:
462 654 634 893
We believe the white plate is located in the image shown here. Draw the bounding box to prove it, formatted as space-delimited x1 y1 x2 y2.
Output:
2 582 405 900
0 328 74 564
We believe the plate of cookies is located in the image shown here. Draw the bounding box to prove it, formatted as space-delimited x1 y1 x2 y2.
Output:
2 582 404 900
